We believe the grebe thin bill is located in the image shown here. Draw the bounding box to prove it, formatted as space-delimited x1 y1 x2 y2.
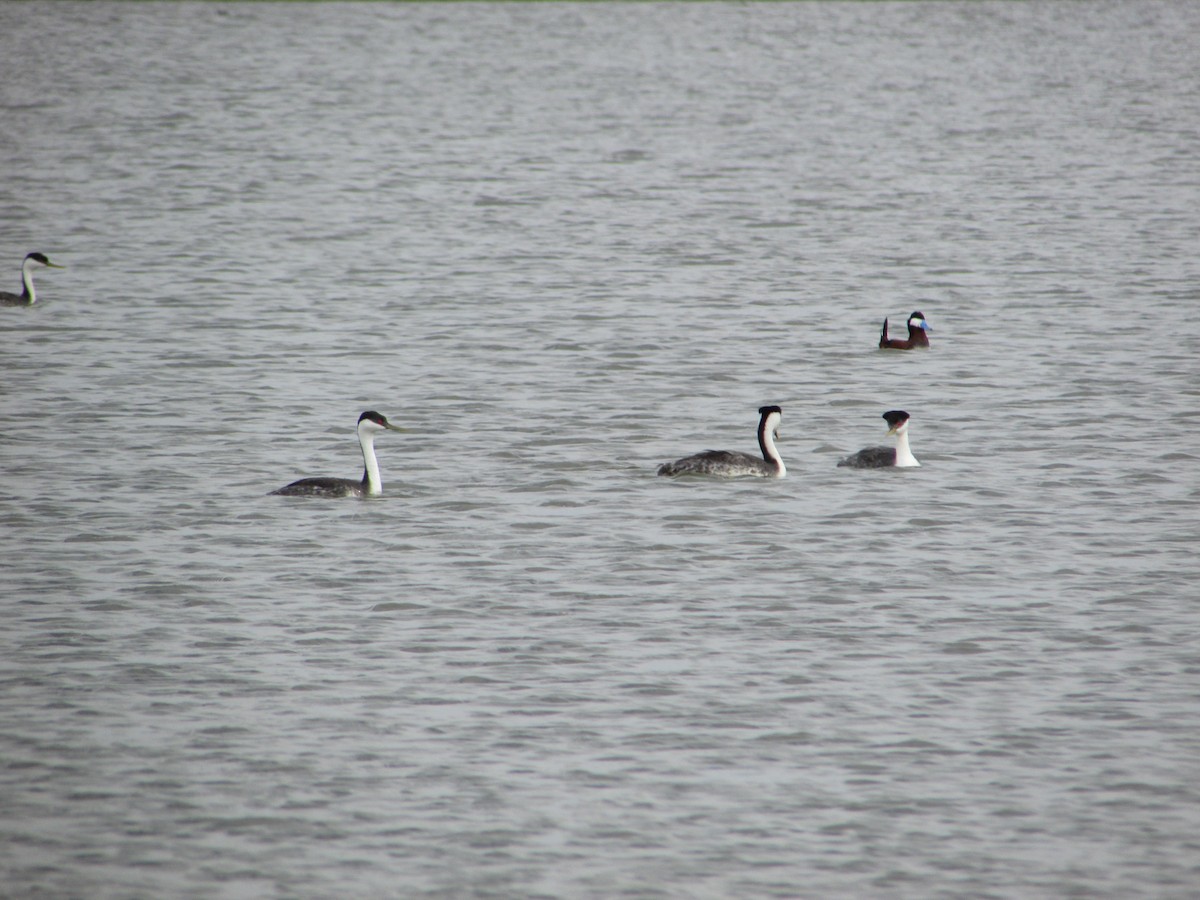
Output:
657 406 785 478
1 252 64 306
837 410 919 468
879 311 930 350
271 411 403 498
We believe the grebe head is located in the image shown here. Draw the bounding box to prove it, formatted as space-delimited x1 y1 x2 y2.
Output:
27 252 64 270
758 405 782 439
882 410 911 437
358 410 403 434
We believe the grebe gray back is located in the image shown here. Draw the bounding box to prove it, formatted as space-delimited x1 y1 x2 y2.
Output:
272 411 403 498
837 410 919 468
658 406 785 478
1 252 64 306
879 311 931 350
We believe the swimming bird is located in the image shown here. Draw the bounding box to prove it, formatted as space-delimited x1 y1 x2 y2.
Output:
838 410 919 468
657 406 785 478
879 311 930 350
272 411 403 498
1 252 64 306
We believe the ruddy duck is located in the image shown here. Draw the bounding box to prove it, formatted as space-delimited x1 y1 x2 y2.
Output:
879 311 930 350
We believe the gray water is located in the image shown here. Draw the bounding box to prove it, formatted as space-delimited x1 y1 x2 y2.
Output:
2 2 1199 897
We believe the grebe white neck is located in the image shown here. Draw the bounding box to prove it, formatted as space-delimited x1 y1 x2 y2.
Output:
21 256 38 304
358 421 384 495
893 424 919 467
759 411 786 477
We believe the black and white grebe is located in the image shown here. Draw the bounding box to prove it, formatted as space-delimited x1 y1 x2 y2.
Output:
838 410 919 469
1 252 64 306
879 311 931 350
658 406 785 478
272 411 403 498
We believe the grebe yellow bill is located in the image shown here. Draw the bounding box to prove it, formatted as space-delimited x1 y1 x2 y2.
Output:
657 406 785 478
1 252 64 306
837 410 919 468
879 311 931 350
272 411 404 498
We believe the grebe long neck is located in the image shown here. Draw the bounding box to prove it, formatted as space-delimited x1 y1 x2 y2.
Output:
894 426 919 467
359 425 383 495
20 257 37 303
757 411 786 477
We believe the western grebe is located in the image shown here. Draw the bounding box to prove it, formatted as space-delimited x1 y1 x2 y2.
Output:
272 411 403 498
879 311 931 350
658 406 785 478
1 252 64 306
838 410 919 468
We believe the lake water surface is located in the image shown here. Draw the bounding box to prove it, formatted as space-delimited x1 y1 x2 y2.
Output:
2 2 1199 897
